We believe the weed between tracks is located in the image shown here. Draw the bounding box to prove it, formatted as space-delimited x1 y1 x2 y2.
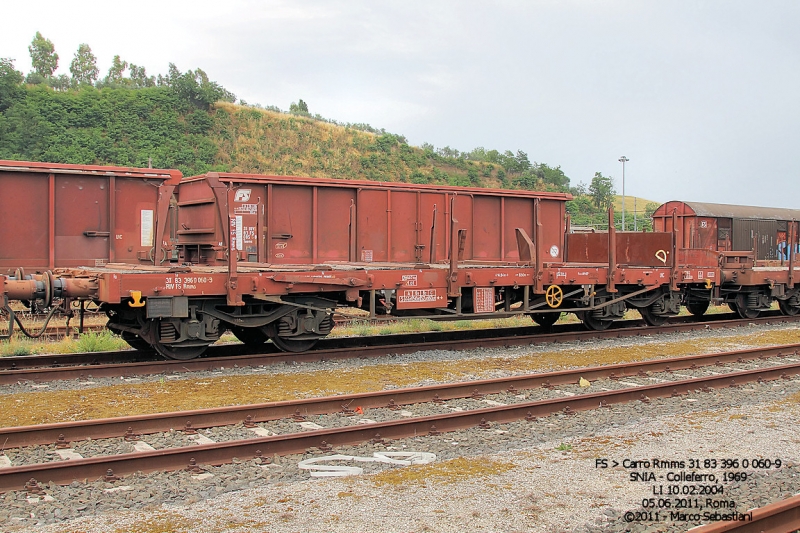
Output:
113 513 193 533
368 456 516 487
0 331 128 356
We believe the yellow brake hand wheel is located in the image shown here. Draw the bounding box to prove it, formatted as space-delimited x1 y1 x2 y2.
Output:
545 285 563 308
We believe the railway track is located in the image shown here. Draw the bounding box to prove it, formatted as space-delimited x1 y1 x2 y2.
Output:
1 311 798 384
691 493 800 533
1 344 798 493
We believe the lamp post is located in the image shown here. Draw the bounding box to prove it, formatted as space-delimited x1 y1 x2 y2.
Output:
618 156 629 231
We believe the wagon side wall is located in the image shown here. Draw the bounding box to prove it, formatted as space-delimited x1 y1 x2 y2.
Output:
195 175 569 266
0 163 177 274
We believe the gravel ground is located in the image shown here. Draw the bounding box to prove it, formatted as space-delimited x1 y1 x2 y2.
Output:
1 323 799 532
3 378 798 532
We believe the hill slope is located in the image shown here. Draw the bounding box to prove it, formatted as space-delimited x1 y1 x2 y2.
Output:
209 102 501 186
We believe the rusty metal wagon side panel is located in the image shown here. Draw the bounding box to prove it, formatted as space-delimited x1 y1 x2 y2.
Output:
0 160 181 274
176 173 571 267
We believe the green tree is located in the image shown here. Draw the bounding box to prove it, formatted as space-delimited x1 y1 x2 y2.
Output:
515 150 531 172
161 63 235 110
468 146 486 161
570 181 588 196
496 168 506 185
644 201 659 219
534 163 570 189
49 74 71 91
566 195 598 217
104 55 128 86
641 201 659 231
128 64 155 88
289 98 310 116
467 166 479 185
589 172 615 210
437 145 461 158
28 32 59 79
499 150 517 173
513 172 538 190
70 43 99 86
25 72 47 85
0 58 24 111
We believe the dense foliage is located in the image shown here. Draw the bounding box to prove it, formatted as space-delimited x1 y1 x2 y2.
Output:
0 82 222 176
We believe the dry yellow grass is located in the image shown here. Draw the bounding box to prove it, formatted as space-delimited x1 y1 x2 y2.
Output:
612 195 658 215
369 456 516 487
211 103 433 181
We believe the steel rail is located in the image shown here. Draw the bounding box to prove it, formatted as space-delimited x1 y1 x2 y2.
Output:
1 361 799 493
1 312 798 384
690 493 800 532
1 344 797 449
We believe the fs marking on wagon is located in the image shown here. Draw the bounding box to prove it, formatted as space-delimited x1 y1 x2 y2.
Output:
234 189 252 202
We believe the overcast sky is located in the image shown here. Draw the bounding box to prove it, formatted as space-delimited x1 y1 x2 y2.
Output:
2 1 799 209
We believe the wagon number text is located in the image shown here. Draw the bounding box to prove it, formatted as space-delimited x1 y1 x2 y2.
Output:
164 276 213 290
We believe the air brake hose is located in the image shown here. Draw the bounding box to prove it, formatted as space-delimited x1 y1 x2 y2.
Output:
9 304 61 339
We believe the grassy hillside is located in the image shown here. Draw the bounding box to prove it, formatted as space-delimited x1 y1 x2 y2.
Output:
613 196 660 231
208 102 501 186
613 195 658 212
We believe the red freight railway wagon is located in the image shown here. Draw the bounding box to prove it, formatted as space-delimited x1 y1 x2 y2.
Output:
652 201 800 261
0 160 181 275
3 172 580 359
4 166 800 360
174 173 571 266
652 201 800 317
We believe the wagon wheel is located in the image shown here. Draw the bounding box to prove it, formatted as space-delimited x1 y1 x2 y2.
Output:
734 306 760 319
545 285 563 308
778 299 800 316
229 325 269 346
270 335 319 352
580 312 614 331
152 340 209 360
639 305 669 327
265 323 320 353
732 297 760 319
530 313 560 327
686 301 709 317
